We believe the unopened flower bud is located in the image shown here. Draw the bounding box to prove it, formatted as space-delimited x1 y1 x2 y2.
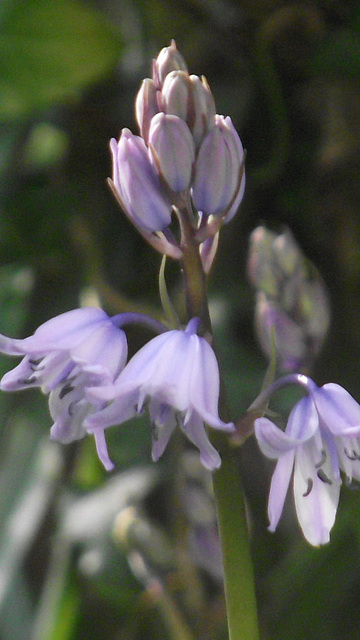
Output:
149 113 195 192
272 228 303 277
153 40 188 88
192 115 245 218
161 70 192 122
110 129 172 232
135 78 160 142
247 227 279 296
255 293 308 372
190 75 216 147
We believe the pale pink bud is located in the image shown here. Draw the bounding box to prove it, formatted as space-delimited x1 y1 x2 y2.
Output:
110 129 172 232
149 113 195 192
161 70 192 122
153 40 188 88
135 78 160 142
192 115 245 218
190 75 216 147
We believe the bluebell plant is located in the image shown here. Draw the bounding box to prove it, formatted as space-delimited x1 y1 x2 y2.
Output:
1 40 359 640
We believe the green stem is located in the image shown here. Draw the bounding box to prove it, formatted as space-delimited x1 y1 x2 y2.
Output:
212 435 260 640
180 207 260 639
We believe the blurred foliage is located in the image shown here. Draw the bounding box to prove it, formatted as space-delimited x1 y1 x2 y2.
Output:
1 0 360 639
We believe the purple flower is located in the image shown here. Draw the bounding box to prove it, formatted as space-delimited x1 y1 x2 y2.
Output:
86 318 234 471
255 381 360 545
0 308 128 469
110 129 173 232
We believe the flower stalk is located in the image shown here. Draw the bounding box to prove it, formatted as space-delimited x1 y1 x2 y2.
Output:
181 224 260 640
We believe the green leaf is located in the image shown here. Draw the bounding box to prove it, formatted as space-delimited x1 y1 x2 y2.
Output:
0 0 122 120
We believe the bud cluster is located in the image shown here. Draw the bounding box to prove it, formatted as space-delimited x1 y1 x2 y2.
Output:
110 41 245 264
248 226 330 372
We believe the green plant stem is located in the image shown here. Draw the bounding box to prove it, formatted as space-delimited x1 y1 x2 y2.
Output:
180 213 260 640
212 434 260 640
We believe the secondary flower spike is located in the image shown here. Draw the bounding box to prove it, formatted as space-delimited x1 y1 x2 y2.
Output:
254 377 360 545
248 226 330 372
0 308 128 469
86 318 234 471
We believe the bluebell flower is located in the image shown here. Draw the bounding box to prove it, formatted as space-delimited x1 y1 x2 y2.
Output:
86 318 234 471
255 381 360 545
0 308 128 470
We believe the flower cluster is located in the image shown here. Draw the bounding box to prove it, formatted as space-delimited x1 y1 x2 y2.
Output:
248 226 330 373
0 310 233 472
110 41 245 266
254 375 360 545
1 41 359 555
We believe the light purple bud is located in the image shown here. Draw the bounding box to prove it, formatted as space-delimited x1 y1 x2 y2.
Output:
149 113 195 192
161 70 192 122
110 129 172 232
135 78 160 142
153 40 188 88
192 115 245 217
190 75 216 148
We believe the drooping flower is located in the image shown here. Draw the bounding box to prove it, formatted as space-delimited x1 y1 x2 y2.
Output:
86 318 234 471
0 308 128 469
255 379 360 545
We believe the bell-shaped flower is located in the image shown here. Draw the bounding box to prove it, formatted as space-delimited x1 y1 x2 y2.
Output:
149 113 195 192
192 115 245 219
255 380 360 545
86 318 234 471
110 129 173 232
0 308 128 467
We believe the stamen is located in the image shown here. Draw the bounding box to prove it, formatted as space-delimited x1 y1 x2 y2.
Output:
315 449 326 468
29 358 44 371
317 469 332 484
18 376 37 385
59 383 74 399
303 478 313 497
344 448 360 461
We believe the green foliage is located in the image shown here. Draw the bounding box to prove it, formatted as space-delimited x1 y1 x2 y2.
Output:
0 0 122 120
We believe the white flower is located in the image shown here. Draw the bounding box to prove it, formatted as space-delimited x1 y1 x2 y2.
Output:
255 382 360 545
